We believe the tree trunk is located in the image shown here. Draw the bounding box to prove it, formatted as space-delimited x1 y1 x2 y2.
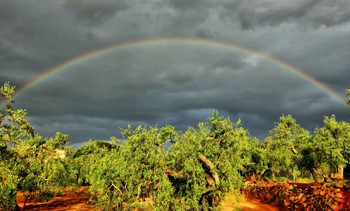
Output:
310 168 319 183
257 170 267 181
337 164 344 179
198 154 220 186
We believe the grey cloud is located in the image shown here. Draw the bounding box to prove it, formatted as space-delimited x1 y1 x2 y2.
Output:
64 0 127 26
27 115 134 143
167 0 212 10
212 57 246 70
221 0 350 30
305 0 350 27
195 28 215 39
160 71 195 86
239 0 319 29
1 0 350 144
268 28 350 89
18 55 305 122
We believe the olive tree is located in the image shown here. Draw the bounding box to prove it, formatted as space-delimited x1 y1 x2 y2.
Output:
262 114 311 180
73 139 120 186
85 125 176 210
84 111 252 210
166 111 252 209
313 115 350 179
0 82 73 210
243 138 269 181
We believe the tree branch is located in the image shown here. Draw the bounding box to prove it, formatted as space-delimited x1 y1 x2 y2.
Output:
198 153 220 186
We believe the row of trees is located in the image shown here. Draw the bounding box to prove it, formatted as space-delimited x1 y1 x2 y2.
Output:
1 83 349 210
255 114 350 182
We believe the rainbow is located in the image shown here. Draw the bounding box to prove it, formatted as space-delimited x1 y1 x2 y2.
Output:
8 38 348 106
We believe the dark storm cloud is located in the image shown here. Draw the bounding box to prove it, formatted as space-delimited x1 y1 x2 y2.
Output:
265 26 350 92
64 0 127 26
237 0 319 30
167 0 214 11
195 28 215 39
18 49 306 121
0 40 47 89
220 0 350 30
0 1 116 89
212 57 246 70
27 114 143 146
1 0 349 144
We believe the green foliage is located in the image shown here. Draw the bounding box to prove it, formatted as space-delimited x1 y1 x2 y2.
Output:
166 111 250 209
0 156 20 210
76 112 252 210
17 133 74 198
80 126 175 210
2 81 349 210
0 82 15 103
73 140 120 186
244 138 268 180
260 114 350 182
346 88 350 105
262 115 311 178
313 115 350 171
0 82 74 210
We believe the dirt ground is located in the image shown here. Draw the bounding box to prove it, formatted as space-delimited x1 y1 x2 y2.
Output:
237 197 278 211
16 186 95 211
15 187 277 211
222 194 278 211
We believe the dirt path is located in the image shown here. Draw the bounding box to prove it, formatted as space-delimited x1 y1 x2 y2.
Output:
238 197 278 211
17 187 278 211
16 187 95 211
222 194 279 211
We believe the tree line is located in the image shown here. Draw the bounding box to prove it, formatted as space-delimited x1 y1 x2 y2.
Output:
1 82 349 210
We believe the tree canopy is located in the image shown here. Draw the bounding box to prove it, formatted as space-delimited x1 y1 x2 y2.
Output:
313 115 350 178
262 115 311 179
0 83 74 210
1 82 350 210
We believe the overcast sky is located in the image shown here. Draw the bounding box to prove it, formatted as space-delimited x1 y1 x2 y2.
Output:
1 0 349 147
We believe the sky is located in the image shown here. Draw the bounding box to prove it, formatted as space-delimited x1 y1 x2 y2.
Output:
1 0 349 147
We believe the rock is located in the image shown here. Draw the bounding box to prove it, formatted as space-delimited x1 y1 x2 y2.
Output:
284 199 291 207
265 193 274 201
331 203 340 211
334 180 345 189
334 192 343 199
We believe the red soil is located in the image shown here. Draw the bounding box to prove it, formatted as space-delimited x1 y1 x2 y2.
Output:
222 194 278 211
16 186 95 211
15 187 278 211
